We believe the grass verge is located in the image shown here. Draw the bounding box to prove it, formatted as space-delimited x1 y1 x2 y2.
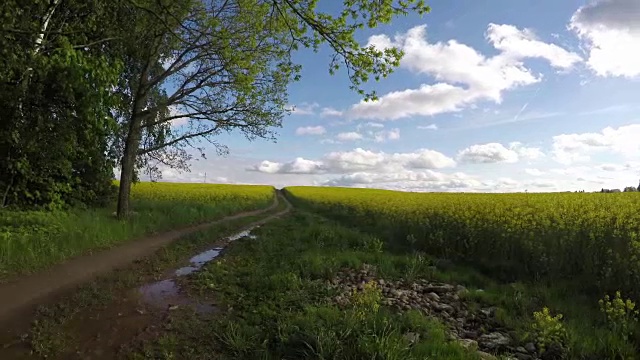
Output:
0 183 274 281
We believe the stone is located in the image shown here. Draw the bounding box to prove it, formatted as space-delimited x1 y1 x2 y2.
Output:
477 351 497 360
426 292 441 301
403 332 420 344
524 342 536 353
478 332 511 350
514 354 534 360
480 307 497 317
458 338 478 350
462 330 479 339
426 284 455 294
433 303 454 313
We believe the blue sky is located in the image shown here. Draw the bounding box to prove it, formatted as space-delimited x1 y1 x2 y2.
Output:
162 0 640 192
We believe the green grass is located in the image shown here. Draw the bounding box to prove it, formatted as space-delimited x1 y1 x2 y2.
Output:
130 212 482 359
21 196 289 358
131 211 639 360
283 186 640 300
0 182 275 281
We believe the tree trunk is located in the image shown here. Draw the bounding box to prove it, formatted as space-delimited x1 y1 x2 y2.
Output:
116 132 138 219
18 0 61 109
116 106 144 219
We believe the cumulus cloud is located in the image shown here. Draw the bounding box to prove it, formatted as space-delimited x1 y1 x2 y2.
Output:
288 102 319 115
552 123 640 164
349 83 471 120
333 124 399 143
336 132 364 141
486 24 582 69
569 0 640 78
457 142 543 164
320 107 344 117
457 143 519 164
249 147 456 175
295 125 326 136
373 128 400 142
525 168 545 176
418 124 438 130
348 23 581 120
168 104 190 127
509 141 545 160
249 158 324 174
600 163 626 172
322 170 482 192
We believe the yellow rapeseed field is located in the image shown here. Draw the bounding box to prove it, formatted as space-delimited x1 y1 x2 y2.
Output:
130 182 275 209
285 186 640 297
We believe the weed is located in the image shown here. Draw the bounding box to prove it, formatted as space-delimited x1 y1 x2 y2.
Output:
599 291 639 341
531 307 568 355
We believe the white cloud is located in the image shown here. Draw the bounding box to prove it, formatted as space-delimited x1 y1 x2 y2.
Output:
509 141 545 160
457 143 519 164
456 141 543 164
486 24 582 70
333 124 398 143
322 170 482 191
569 0 640 78
295 126 326 136
599 162 640 172
525 168 545 176
250 158 324 174
387 128 401 140
394 149 457 169
373 128 400 142
168 105 189 127
320 107 344 117
336 131 364 141
552 123 640 164
549 166 593 176
348 23 581 120
418 124 438 130
288 102 319 115
349 83 471 120
600 163 625 172
250 147 456 175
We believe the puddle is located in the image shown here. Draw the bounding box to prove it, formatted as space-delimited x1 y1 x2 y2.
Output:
227 229 258 241
137 227 259 313
175 248 222 276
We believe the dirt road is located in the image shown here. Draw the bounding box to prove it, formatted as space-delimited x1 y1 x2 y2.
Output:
0 191 288 324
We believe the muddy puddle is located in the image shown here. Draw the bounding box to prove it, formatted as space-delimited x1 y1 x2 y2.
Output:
136 227 259 313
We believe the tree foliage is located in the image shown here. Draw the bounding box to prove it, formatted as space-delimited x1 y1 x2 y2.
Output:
110 0 430 217
0 0 124 208
0 0 431 214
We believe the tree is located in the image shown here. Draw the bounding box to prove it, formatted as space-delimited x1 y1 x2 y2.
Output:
0 0 124 208
112 0 430 218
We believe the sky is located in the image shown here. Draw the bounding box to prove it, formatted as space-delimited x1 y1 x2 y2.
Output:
159 0 640 193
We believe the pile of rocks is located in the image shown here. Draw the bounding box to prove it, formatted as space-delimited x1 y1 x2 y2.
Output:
326 264 540 360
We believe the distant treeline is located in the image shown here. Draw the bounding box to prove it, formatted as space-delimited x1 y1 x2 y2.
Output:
599 180 640 193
